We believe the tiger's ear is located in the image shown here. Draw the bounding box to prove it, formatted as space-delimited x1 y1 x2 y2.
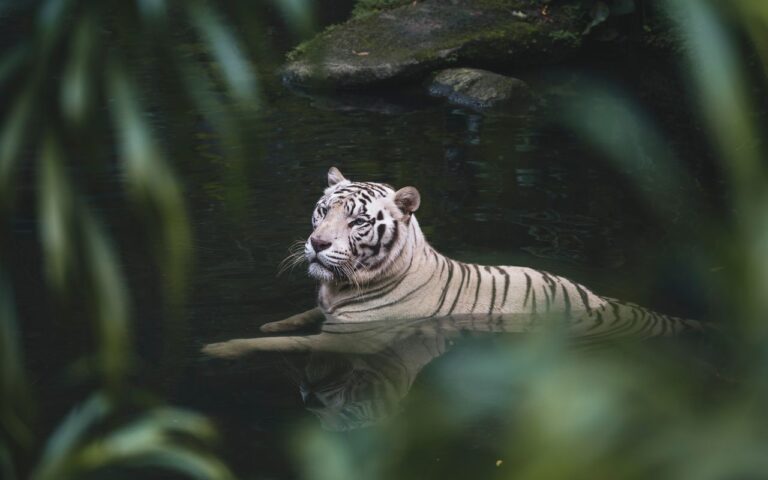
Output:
394 186 420 215
327 167 347 186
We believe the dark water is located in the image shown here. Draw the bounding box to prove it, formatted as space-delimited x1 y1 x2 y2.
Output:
181 72 708 340
8 19 722 480
173 65 716 478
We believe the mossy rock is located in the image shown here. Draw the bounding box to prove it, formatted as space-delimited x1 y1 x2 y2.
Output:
282 0 585 89
427 68 532 109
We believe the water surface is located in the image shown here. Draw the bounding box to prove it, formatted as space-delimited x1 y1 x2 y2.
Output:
177 62 715 478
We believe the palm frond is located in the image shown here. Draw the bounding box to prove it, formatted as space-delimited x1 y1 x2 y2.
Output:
33 396 234 480
108 57 191 304
0 271 32 448
188 0 260 108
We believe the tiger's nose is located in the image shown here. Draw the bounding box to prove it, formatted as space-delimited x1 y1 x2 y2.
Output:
310 237 331 253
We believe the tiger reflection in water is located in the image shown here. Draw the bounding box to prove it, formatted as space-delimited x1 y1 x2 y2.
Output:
224 316 480 431
207 312 694 431
298 336 433 431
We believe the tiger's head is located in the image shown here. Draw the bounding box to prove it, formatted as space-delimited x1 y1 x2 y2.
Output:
305 167 420 284
300 353 408 431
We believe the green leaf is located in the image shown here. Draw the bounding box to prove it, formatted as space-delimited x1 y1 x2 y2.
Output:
61 15 98 126
0 270 33 448
584 1 610 35
736 2 768 80
0 90 34 208
34 399 234 480
37 0 74 56
666 0 761 205
39 169 132 387
32 394 111 480
188 0 260 108
123 446 234 480
0 441 17 480
117 407 219 444
77 443 235 480
0 43 29 87
80 207 132 387
37 404 233 480
174 56 249 214
38 135 73 290
137 0 168 23
297 428 360 480
665 0 768 327
610 0 636 16
560 86 700 222
107 58 191 305
269 0 315 37
32 394 233 480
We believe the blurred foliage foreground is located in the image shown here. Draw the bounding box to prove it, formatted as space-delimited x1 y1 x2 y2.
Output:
0 0 310 478
1 0 768 479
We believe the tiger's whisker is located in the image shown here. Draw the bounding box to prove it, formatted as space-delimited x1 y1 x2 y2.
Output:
278 239 309 276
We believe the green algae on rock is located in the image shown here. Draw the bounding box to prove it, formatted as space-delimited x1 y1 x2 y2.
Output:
427 68 532 109
282 0 584 89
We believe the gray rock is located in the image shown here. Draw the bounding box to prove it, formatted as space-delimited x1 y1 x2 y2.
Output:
427 68 531 108
282 0 583 89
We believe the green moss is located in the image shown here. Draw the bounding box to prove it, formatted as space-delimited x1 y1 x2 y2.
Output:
548 29 581 48
469 0 535 9
351 0 412 19
283 0 587 86
351 0 546 19
286 40 310 62
452 20 543 57
286 23 343 62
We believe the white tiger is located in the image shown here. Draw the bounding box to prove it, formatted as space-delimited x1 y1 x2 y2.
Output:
203 167 704 359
